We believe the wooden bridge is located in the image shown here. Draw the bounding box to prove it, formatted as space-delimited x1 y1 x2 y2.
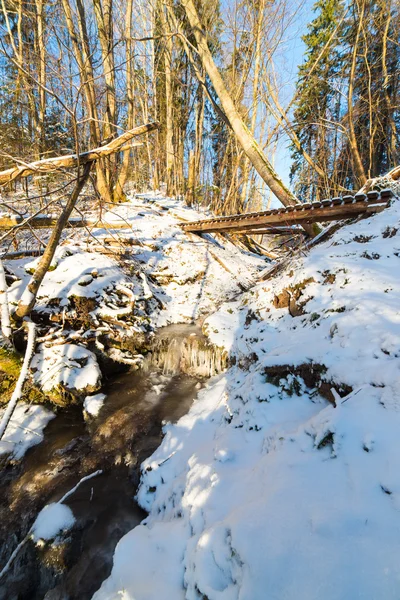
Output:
181 189 394 236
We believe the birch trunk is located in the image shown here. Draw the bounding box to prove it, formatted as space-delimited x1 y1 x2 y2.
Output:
15 164 92 318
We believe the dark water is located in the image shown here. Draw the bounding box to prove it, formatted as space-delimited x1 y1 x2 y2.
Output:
0 364 202 600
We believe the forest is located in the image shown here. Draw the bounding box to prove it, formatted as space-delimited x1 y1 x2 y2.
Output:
0 0 399 212
0 1 400 599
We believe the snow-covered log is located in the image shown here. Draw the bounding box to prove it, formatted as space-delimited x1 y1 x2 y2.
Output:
0 122 159 185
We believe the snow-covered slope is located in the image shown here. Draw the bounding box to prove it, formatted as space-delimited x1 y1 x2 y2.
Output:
3 194 266 407
94 199 400 600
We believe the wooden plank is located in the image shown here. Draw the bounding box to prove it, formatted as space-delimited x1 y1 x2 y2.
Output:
181 194 390 234
228 227 303 236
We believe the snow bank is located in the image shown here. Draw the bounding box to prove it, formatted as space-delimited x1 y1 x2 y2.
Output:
0 402 54 460
98 196 266 326
94 199 400 599
83 393 106 417
31 502 75 543
30 343 101 397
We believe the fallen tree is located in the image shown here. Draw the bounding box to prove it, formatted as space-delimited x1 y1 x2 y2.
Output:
0 122 158 186
0 121 159 320
178 0 320 237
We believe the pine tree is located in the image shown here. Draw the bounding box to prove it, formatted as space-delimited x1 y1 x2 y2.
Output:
290 0 343 202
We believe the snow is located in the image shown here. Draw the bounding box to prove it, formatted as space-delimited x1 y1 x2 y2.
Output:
84 393 106 417
0 259 11 339
94 198 400 600
4 194 266 398
30 343 101 395
0 402 54 460
31 502 75 542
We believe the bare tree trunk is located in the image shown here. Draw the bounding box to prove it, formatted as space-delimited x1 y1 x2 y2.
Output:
160 5 175 195
194 82 205 192
347 1 367 186
113 0 135 202
180 0 298 209
187 149 195 206
381 2 398 165
15 164 92 319
241 0 265 208
34 0 46 158
61 0 113 203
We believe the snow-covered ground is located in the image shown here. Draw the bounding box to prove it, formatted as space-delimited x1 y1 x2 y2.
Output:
0 402 54 460
93 197 400 599
1 193 267 448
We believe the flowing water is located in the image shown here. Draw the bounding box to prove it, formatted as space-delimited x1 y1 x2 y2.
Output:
0 325 225 600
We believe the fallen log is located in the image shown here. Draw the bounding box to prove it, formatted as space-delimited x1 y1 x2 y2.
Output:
0 122 159 185
0 216 135 230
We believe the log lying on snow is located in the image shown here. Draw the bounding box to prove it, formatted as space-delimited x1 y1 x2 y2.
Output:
0 122 159 185
0 216 135 230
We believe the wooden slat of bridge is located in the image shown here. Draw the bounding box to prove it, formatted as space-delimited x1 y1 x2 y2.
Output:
181 190 393 234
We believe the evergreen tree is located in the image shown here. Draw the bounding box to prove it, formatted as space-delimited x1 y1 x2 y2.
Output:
290 0 343 202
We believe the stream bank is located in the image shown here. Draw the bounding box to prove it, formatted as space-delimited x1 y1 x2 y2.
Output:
0 324 227 600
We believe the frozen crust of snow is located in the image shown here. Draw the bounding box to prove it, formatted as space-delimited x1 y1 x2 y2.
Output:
0 402 54 460
84 393 106 417
93 199 400 600
31 502 75 542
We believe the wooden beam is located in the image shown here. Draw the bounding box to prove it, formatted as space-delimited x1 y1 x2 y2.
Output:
229 227 303 236
181 191 392 234
0 122 159 185
0 216 134 230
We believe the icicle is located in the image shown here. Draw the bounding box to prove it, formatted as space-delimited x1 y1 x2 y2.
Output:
143 333 227 378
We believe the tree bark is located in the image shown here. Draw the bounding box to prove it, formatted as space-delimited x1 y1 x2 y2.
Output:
180 0 298 209
0 122 159 185
113 0 135 202
15 163 92 319
61 0 113 203
347 1 367 186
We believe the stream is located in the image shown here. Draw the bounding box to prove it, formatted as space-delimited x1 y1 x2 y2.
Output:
0 324 226 600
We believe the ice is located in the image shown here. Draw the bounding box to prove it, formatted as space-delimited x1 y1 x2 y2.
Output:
144 334 227 378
